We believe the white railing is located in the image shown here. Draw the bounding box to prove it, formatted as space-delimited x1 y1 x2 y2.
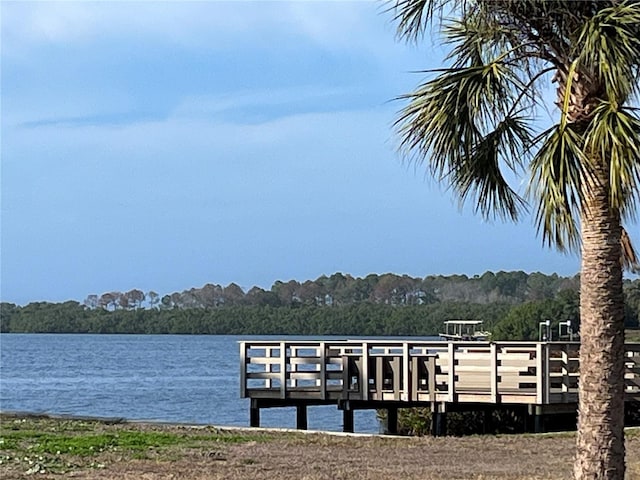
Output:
239 340 640 405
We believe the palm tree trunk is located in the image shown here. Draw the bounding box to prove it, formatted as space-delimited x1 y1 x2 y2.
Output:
574 162 626 479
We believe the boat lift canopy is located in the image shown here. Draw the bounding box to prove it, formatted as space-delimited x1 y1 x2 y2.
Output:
440 320 490 340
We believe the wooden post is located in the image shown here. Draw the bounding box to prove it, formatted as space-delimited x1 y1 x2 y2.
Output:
428 355 437 402
543 344 550 403
296 404 308 430
392 356 401 398
343 408 354 433
561 345 570 394
535 343 544 404
526 404 545 433
490 343 498 403
265 346 273 389
534 406 545 433
447 343 456 403
387 407 398 435
410 356 419 401
239 342 247 398
362 342 369 401
376 356 383 395
250 399 260 428
320 342 326 400
432 403 447 437
342 355 351 394
280 342 287 399
402 343 410 402
483 408 494 434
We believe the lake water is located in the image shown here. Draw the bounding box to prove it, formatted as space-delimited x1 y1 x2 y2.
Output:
0 334 381 433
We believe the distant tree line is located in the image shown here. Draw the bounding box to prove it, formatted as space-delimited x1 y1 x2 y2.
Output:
1 271 639 339
82 271 583 310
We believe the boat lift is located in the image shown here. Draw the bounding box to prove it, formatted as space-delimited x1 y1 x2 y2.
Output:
439 320 491 341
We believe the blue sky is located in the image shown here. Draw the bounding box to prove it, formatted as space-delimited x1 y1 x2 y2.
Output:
1 1 586 305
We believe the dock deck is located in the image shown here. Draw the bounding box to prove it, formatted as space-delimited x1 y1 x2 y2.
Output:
239 339 640 434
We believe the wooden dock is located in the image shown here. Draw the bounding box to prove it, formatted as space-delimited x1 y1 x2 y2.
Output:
239 340 640 435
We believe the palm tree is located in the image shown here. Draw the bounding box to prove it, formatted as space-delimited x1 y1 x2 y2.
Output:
389 1 640 478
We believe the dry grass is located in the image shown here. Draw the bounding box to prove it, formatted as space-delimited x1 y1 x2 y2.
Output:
1 414 639 480
626 329 640 343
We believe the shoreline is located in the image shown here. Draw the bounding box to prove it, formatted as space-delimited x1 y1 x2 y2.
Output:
0 410 387 438
2 413 640 479
3 409 640 438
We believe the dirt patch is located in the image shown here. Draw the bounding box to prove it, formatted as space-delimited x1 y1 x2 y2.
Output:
1 415 639 480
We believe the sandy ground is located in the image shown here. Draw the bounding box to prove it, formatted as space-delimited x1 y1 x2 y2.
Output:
83 434 640 480
1 417 639 480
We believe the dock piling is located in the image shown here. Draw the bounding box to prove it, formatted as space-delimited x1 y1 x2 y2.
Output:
342 408 354 433
250 399 260 428
431 403 447 436
386 407 398 434
296 404 308 430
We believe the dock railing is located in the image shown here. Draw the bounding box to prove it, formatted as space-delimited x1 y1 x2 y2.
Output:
240 340 640 406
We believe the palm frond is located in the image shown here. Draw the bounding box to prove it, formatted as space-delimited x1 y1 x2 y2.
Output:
444 12 543 83
452 116 531 220
621 226 640 273
529 124 588 252
395 69 477 175
443 7 518 68
445 17 485 67
389 0 447 42
396 59 531 220
577 0 640 102
585 103 640 220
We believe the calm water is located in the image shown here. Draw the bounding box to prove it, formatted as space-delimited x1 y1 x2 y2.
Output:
0 334 380 433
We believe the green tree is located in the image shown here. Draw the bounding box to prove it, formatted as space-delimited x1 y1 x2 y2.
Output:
390 1 640 478
246 287 282 307
624 279 640 327
0 303 18 332
492 296 579 341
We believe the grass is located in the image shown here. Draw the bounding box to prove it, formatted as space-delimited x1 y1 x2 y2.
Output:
21 430 182 455
0 414 277 478
1 413 640 479
626 329 640 342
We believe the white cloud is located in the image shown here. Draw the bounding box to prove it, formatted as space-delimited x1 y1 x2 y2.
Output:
170 85 356 119
285 1 391 51
2 1 426 129
25 3 97 42
4 101 395 184
2 1 397 57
